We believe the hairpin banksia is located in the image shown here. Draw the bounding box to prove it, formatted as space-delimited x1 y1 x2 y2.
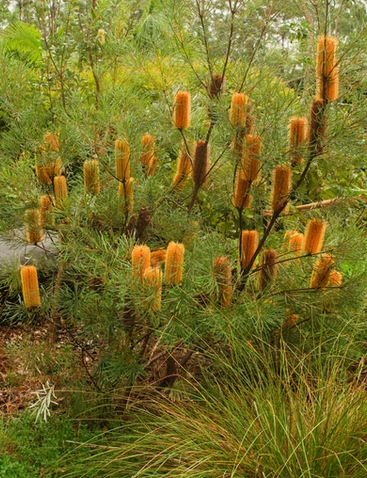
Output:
259 249 278 292
241 230 259 270
289 117 307 165
132 245 151 280
230 93 247 128
271 165 292 213
302 218 326 254
174 91 191 129
21 265 41 308
172 146 192 191
310 254 334 289
84 159 100 194
193 140 210 189
164 242 185 285
53 176 68 206
316 35 339 102
115 139 130 181
25 209 43 244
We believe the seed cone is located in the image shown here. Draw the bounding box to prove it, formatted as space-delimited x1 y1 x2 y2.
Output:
328 270 342 287
143 266 162 311
115 139 130 181
213 257 233 308
316 35 339 102
118 177 134 215
132 245 151 280
174 91 191 129
230 93 247 128
259 249 278 291
309 98 327 154
53 176 68 206
284 230 303 256
302 218 326 254
193 140 210 189
21 265 41 308
151 249 166 267
25 209 43 244
242 134 262 184
84 159 100 194
241 230 259 270
172 147 192 191
164 242 185 285
233 169 251 209
271 165 292 213
289 117 307 165
310 254 334 289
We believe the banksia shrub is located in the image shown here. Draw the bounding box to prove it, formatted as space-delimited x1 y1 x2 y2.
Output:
193 140 210 189
213 257 232 308
242 134 262 184
230 93 247 128
172 147 192 191
20 265 41 308
309 98 327 154
174 91 191 129
164 242 185 285
271 165 292 213
84 159 100 194
316 35 339 102
310 254 334 289
259 249 278 292
302 218 326 254
233 169 251 209
25 209 43 244
118 178 134 215
284 230 303 256
289 117 307 165
115 139 130 181
143 267 162 311
241 230 259 270
151 249 166 267
132 245 151 280
53 176 68 206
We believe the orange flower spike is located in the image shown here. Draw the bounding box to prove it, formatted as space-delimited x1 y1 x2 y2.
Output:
193 140 210 189
21 265 41 308
84 159 100 194
233 169 252 209
328 270 342 287
289 117 307 165
243 134 262 184
39 195 52 224
241 230 259 270
284 230 304 256
316 36 339 102
172 147 192 191
43 132 60 152
53 176 68 206
271 165 292 213
302 219 327 254
164 242 185 285
115 139 130 181
140 134 155 167
143 266 163 311
132 245 151 280
151 249 166 268
25 209 43 244
310 254 334 289
213 257 233 308
230 93 247 128
259 249 278 292
174 91 191 129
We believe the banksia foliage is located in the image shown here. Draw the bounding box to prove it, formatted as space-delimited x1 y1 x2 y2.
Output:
118 178 134 215
302 218 326 254
132 245 151 280
289 117 307 165
328 270 343 287
271 165 292 213
151 249 166 267
242 134 262 184
143 267 162 311
84 159 100 194
284 230 303 256
164 242 185 285
115 139 130 181
25 209 43 243
309 98 327 154
213 257 233 308
193 140 210 189
140 134 158 176
21 265 41 308
316 35 339 102
230 93 247 128
310 254 334 289
259 249 278 292
233 169 251 209
53 176 68 206
174 91 191 129
172 146 192 190
241 230 259 270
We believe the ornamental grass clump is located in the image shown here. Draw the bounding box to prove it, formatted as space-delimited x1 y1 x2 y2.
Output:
20 265 41 308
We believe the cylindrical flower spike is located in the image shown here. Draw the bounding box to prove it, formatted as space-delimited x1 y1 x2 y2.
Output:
143 266 162 311
172 147 192 191
316 35 339 102
118 177 134 215
140 134 155 167
271 165 292 213
328 270 342 287
302 218 326 254
242 134 262 184
132 245 151 280
150 249 166 268
97 28 105 45
174 91 191 129
39 195 53 226
84 159 100 194
43 132 59 151
289 117 307 165
259 249 278 292
21 265 41 308
25 209 43 244
241 230 259 270
115 139 130 181
284 230 304 256
230 93 247 128
233 169 252 209
309 98 327 154
53 176 68 206
310 254 334 289
164 242 185 285
213 257 233 308
193 140 210 189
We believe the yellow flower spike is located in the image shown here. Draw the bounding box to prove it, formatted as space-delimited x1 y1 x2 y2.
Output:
289 117 307 165
164 242 185 285
53 176 68 207
242 134 262 184
213 257 233 308
21 265 41 308
302 218 327 254
115 139 130 181
233 169 252 209
84 159 100 194
230 93 247 128
271 165 292 213
316 35 339 102
174 91 191 129
284 230 304 256
241 230 259 270
172 147 192 191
